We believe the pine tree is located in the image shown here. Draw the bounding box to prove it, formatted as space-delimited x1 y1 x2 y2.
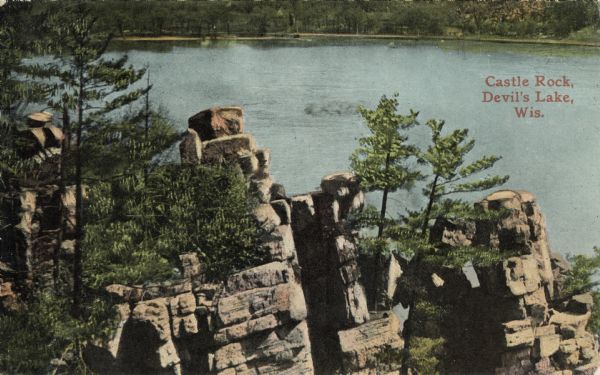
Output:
396 118 509 374
0 1 50 177
350 97 509 373
350 94 421 309
350 94 421 237
35 1 148 317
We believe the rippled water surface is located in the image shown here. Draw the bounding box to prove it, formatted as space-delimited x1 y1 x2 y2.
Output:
110 39 600 255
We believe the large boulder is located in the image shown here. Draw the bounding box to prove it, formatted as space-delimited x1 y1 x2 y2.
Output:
338 314 403 373
188 107 244 141
179 128 202 164
202 134 257 165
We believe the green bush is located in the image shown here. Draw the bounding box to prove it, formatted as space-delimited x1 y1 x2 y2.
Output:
564 247 600 332
84 164 268 288
0 292 114 374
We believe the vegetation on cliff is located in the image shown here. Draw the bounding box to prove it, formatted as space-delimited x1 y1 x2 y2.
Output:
350 94 510 373
0 2 267 373
84 164 268 288
2 1 600 374
564 247 600 332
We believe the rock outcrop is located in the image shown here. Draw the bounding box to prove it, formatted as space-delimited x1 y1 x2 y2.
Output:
290 172 370 374
4 107 597 375
338 313 404 375
84 107 404 375
188 107 245 141
430 190 600 374
0 115 73 304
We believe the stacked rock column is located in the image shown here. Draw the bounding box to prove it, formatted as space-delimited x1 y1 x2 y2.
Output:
290 172 373 374
430 190 600 374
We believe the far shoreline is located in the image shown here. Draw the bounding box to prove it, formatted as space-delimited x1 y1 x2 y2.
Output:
113 33 600 48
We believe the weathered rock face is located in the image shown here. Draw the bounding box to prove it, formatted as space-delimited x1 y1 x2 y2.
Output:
290 172 370 374
0 123 73 302
12 106 596 375
179 129 202 164
429 190 600 374
338 313 403 375
17 115 63 162
86 108 314 375
188 107 245 141
84 107 402 375
93 260 313 375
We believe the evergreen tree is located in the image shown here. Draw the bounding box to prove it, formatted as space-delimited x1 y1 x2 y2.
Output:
84 164 269 289
35 1 148 316
0 1 50 178
563 247 600 333
395 118 508 374
350 94 420 309
350 97 509 373
350 94 420 238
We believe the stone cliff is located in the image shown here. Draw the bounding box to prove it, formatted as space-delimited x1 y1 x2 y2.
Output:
81 107 401 375
430 190 600 374
1 107 598 375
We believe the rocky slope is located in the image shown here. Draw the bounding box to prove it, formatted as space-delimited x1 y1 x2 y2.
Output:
430 190 600 374
81 107 401 375
1 107 598 374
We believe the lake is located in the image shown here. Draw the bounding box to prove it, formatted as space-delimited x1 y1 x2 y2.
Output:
110 38 600 257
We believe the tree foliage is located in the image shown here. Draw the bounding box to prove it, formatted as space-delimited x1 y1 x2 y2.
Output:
564 247 600 333
0 292 114 374
84 164 268 288
350 94 509 373
351 94 420 194
351 93 420 237
27 0 600 40
27 1 150 316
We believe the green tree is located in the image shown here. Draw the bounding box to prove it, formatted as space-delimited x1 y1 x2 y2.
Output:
413 119 509 235
0 291 114 374
37 1 148 316
564 247 600 333
84 164 268 288
0 0 49 118
350 94 420 309
351 97 509 373
350 94 420 238
0 1 51 181
397 118 508 374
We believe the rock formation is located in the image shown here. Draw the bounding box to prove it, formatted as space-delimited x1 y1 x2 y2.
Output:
0 114 72 305
84 107 401 375
290 172 371 374
188 107 245 141
430 190 600 374
2 107 598 375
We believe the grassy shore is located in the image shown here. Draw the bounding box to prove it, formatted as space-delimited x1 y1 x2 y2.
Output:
114 33 600 48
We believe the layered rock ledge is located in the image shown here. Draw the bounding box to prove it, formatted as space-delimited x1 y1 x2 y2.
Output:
431 190 600 375
83 107 398 375
2 106 598 375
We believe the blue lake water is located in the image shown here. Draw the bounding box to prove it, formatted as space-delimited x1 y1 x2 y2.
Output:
110 39 600 257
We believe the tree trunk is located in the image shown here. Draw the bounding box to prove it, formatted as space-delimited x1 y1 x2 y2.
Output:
401 174 440 373
421 174 439 237
378 186 389 238
378 151 392 238
400 296 417 375
143 71 150 184
372 151 391 310
53 103 70 291
72 70 84 318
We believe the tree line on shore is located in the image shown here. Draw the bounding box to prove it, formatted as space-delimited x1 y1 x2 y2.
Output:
2 1 600 374
45 0 600 40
